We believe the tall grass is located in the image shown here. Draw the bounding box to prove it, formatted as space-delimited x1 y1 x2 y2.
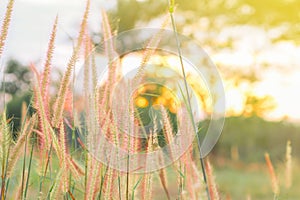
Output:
0 0 295 199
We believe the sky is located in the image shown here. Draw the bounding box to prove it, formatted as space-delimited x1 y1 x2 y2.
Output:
0 0 299 123
0 0 115 65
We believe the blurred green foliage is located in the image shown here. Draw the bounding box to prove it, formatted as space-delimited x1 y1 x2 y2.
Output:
215 116 300 162
110 0 299 42
1 59 33 134
1 60 31 95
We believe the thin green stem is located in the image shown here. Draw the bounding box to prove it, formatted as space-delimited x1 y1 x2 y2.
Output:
97 165 109 200
167 1 211 199
19 97 33 200
20 134 28 200
23 142 34 199
4 178 9 199
131 177 142 200
39 144 53 194
118 175 122 200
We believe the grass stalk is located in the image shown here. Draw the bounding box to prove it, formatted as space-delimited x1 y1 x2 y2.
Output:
39 144 53 195
52 0 90 128
159 168 170 200
131 177 142 200
20 134 28 200
285 140 292 189
0 0 15 59
23 142 34 199
205 159 220 200
1 112 12 199
167 0 211 199
264 153 280 199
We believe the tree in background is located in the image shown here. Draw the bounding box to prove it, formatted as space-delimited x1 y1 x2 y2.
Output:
110 0 299 42
1 59 32 134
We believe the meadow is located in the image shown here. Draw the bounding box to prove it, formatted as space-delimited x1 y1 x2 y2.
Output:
0 0 299 199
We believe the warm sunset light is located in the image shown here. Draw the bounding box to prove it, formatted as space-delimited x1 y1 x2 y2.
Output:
0 0 299 199
133 83 180 114
121 52 299 122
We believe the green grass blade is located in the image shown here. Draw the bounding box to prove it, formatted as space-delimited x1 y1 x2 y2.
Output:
23 142 34 199
167 1 211 199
